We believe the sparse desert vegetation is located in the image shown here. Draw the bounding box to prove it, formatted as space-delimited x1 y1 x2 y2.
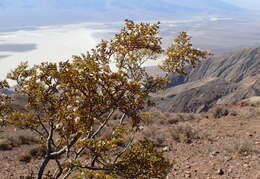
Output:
0 20 210 178
0 97 259 178
137 97 260 178
0 4 260 177
0 0 260 178
0 133 39 151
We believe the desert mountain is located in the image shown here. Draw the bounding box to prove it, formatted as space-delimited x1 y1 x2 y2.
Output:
149 47 260 113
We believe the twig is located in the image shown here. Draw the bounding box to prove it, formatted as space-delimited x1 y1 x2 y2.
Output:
90 109 114 139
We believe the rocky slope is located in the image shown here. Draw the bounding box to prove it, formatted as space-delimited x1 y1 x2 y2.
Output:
1 97 259 178
149 47 260 112
1 48 259 113
142 97 260 179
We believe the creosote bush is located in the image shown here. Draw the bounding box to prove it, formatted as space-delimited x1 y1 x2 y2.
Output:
29 145 47 159
226 139 259 156
19 153 32 163
0 134 39 151
210 106 230 118
16 135 39 145
170 124 200 144
0 20 210 178
0 138 13 150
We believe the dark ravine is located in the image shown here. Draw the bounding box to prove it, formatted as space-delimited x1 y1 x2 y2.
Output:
148 47 260 113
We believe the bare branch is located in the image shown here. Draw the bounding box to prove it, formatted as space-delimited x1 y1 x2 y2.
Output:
50 133 82 158
47 122 54 153
62 168 73 179
119 113 126 125
71 164 109 171
113 133 135 164
36 113 49 137
91 155 98 167
74 147 85 159
90 109 114 139
53 159 63 179
31 127 45 138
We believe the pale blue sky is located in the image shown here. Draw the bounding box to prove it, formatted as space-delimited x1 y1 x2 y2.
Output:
224 0 260 10
0 0 256 30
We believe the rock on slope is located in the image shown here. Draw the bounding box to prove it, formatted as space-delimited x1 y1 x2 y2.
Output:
149 47 260 112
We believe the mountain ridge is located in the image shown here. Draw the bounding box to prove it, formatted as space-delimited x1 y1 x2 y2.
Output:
148 47 260 112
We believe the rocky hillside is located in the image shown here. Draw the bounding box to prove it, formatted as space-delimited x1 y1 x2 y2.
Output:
1 97 259 178
1 48 259 113
149 47 260 113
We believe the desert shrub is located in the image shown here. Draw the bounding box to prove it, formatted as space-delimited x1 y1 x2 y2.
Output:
5 134 39 148
142 111 184 126
19 153 32 163
111 140 172 178
0 20 209 178
238 106 260 119
154 136 165 147
29 145 47 159
225 139 259 156
0 135 39 151
19 176 34 179
142 128 153 139
167 118 179 125
233 140 257 156
176 113 185 121
0 138 12 150
166 113 199 124
19 175 34 179
19 169 35 179
210 106 230 118
140 111 159 126
0 118 7 127
17 135 39 145
170 113 197 122
200 112 210 119
170 124 200 143
187 114 196 120
141 125 166 147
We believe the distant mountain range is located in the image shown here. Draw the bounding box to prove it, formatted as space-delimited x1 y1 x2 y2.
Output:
148 47 260 113
0 0 248 29
0 0 242 12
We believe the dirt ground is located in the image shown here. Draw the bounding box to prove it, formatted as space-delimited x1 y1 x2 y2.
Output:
165 111 260 179
0 97 259 179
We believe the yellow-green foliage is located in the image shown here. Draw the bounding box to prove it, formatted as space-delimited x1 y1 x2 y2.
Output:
160 31 211 74
0 20 209 178
112 139 172 178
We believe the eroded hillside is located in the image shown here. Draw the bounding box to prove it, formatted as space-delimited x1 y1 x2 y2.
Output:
148 47 260 112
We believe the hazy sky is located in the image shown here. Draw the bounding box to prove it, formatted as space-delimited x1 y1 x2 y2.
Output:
0 0 260 81
224 0 260 10
0 0 259 30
